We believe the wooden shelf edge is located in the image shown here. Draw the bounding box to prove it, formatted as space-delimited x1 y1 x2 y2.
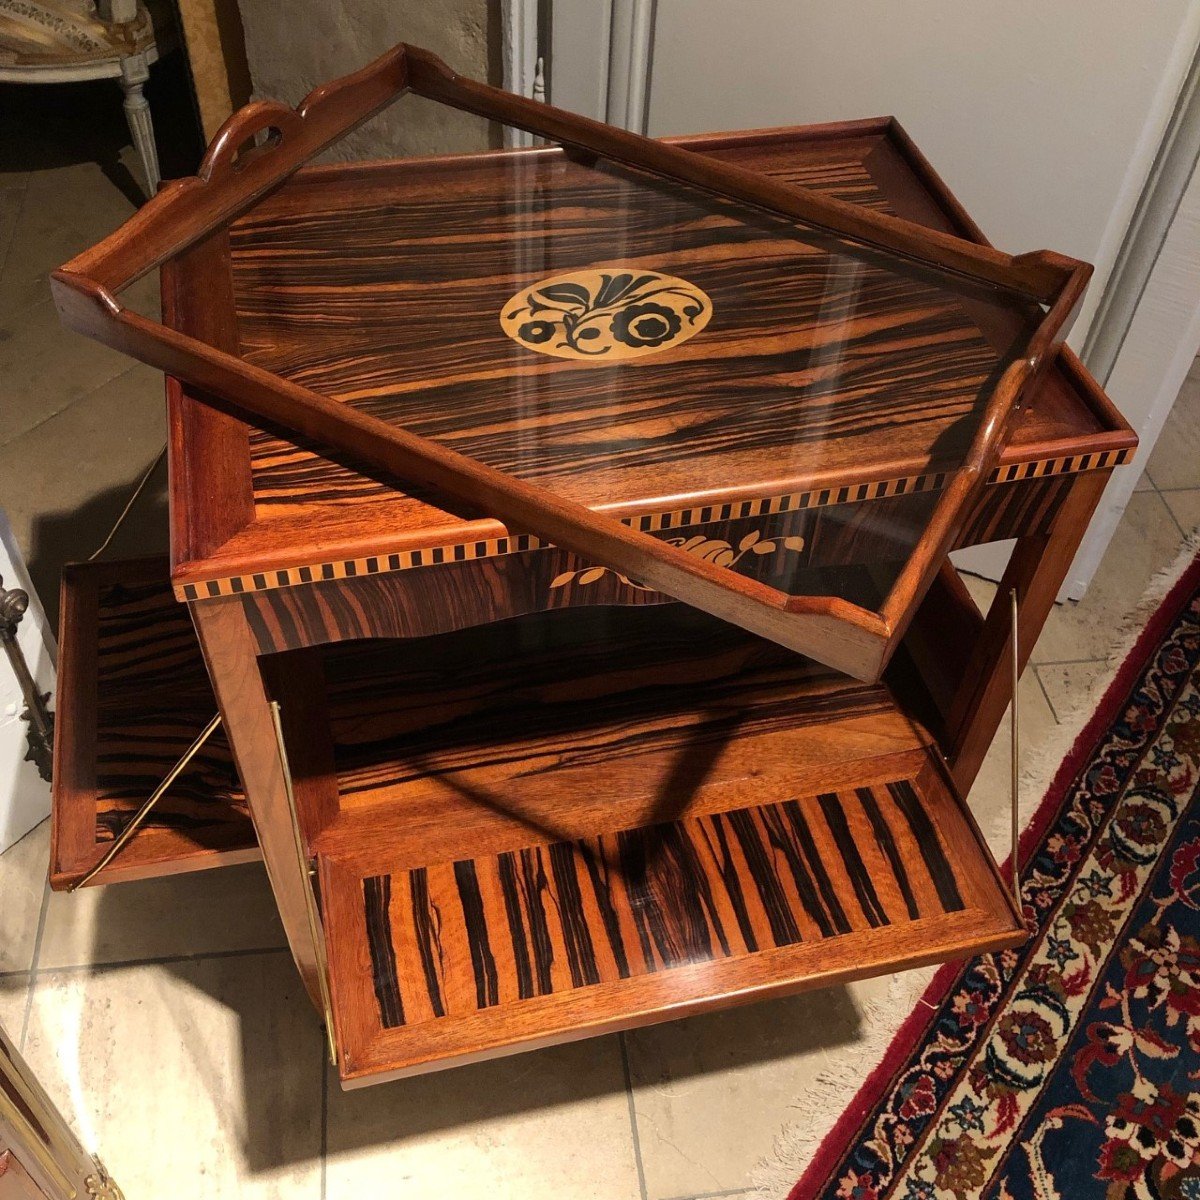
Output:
336 910 1025 1087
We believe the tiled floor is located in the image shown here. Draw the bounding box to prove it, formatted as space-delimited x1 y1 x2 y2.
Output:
2 93 1200 1200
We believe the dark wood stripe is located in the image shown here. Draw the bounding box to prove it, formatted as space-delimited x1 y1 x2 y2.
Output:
780 798 852 934
858 786 920 920
362 875 405 1029
721 808 804 946
817 791 887 927
453 859 500 1008
497 852 535 1000
700 815 760 952
548 842 602 987
578 841 632 979
758 803 839 937
517 847 556 997
408 867 446 1018
887 779 964 911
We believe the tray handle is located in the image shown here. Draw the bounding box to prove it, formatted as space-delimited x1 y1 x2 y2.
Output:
199 102 304 184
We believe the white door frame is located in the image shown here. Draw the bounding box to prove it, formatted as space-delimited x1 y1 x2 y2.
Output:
505 0 656 132
1066 36 1200 598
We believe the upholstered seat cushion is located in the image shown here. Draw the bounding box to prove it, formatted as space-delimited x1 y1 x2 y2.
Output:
0 0 163 68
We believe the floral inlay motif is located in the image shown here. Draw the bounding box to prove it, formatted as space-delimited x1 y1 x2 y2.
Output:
500 268 712 361
548 530 805 591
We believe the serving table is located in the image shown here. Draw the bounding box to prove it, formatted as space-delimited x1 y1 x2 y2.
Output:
49 45 1135 1087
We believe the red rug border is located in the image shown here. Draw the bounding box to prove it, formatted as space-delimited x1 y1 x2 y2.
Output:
788 550 1200 1200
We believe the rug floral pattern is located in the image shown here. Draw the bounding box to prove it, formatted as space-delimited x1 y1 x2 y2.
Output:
822 586 1200 1200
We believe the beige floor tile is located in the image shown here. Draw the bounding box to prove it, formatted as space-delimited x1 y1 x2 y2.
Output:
967 669 1058 858
38 863 287 969
0 974 29 1039
959 571 998 616
0 187 22 276
1162 488 1200 536
1145 373 1200 491
624 983 875 1199
0 297 144 448
23 953 323 1199
0 364 167 619
0 819 47 974
1036 660 1110 723
325 1036 640 1200
0 122 153 309
1030 492 1183 665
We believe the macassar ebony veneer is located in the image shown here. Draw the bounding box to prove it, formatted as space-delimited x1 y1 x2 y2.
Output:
51 558 255 888
53 43 1105 684
49 45 1135 1086
270 605 1022 1082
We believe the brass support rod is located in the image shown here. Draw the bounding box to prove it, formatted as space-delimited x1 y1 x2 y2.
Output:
1010 587 1021 910
70 711 223 891
268 701 338 1068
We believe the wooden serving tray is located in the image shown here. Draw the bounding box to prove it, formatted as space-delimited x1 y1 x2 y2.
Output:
268 606 1024 1084
51 41 1098 683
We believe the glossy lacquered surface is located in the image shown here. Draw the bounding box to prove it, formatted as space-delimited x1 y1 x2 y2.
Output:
46 112 1133 1087
50 559 256 889
231 144 1038 542
300 604 1022 1083
158 124 1131 605
50 45 1105 679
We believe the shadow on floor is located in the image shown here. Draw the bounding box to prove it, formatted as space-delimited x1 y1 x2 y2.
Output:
79 874 868 1175
0 49 203 202
26 460 168 630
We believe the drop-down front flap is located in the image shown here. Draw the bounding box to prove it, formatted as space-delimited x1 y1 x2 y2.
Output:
269 604 1024 1087
52 558 258 889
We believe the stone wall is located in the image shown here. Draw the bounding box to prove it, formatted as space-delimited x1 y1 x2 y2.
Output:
236 0 501 161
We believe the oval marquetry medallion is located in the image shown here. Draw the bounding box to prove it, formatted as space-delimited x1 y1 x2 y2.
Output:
500 268 712 362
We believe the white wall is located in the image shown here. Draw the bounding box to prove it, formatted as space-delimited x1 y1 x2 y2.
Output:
645 0 1200 345
237 0 498 160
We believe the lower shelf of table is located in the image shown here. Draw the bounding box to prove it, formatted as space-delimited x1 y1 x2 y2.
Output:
50 557 1023 1085
51 558 258 889
286 609 1024 1085
317 750 1022 1085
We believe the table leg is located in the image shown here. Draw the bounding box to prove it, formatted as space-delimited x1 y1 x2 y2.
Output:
190 596 324 1009
118 53 160 197
946 469 1111 793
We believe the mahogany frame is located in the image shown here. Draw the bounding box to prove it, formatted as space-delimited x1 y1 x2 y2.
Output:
49 41 1093 682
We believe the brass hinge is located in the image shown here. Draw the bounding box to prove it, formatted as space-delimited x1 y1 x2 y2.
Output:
269 700 339 1068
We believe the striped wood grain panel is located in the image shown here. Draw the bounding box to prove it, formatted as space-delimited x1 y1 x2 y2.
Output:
229 150 1032 522
179 446 1131 603
91 579 247 840
76 567 250 862
354 778 965 1032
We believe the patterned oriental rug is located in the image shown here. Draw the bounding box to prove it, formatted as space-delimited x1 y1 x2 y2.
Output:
789 552 1200 1200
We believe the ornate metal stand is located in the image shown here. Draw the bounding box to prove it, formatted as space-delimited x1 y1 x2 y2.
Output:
1 1019 124 1200
0 573 53 783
